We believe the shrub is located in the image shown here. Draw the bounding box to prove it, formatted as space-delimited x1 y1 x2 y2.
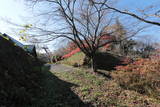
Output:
65 41 78 52
52 55 62 62
116 55 160 73
113 55 160 99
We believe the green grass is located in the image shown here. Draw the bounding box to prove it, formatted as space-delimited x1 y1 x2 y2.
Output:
29 70 88 107
52 69 160 106
60 52 85 66
25 65 160 107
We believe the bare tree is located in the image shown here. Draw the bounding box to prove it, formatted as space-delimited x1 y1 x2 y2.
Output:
25 0 145 72
93 0 160 26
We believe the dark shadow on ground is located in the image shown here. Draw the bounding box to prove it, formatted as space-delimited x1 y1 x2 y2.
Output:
31 69 93 107
83 52 122 71
41 63 52 71
96 70 112 80
95 52 121 71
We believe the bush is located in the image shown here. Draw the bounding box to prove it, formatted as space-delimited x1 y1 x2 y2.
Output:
113 55 160 99
52 55 62 63
115 55 160 73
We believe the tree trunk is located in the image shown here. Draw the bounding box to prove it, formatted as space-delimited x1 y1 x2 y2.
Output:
91 55 97 72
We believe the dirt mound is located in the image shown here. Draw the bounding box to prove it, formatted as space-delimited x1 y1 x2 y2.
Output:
0 35 42 106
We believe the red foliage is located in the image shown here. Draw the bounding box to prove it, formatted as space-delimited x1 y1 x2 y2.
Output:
115 55 160 74
103 44 111 50
62 48 80 59
62 35 114 59
66 42 78 52
113 54 160 99
121 57 133 65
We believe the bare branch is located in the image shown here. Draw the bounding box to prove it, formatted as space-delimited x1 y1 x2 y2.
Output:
94 1 160 26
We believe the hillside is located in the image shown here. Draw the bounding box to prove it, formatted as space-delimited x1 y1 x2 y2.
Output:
61 51 122 70
52 68 160 106
60 52 85 66
0 34 42 106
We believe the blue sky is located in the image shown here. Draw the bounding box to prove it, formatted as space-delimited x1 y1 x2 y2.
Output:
117 0 160 42
0 0 159 48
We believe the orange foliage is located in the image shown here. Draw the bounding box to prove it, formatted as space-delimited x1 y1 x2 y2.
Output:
115 55 160 74
62 48 80 59
62 35 114 59
113 54 160 99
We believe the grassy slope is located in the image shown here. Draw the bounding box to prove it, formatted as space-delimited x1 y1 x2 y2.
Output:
23 65 160 107
60 51 121 71
58 51 160 106
60 52 85 66
29 70 87 107
53 69 160 107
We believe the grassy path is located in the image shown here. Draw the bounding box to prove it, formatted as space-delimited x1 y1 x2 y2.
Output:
50 64 76 72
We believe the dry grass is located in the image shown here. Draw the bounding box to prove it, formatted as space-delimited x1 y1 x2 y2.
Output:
114 55 160 100
53 69 160 106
